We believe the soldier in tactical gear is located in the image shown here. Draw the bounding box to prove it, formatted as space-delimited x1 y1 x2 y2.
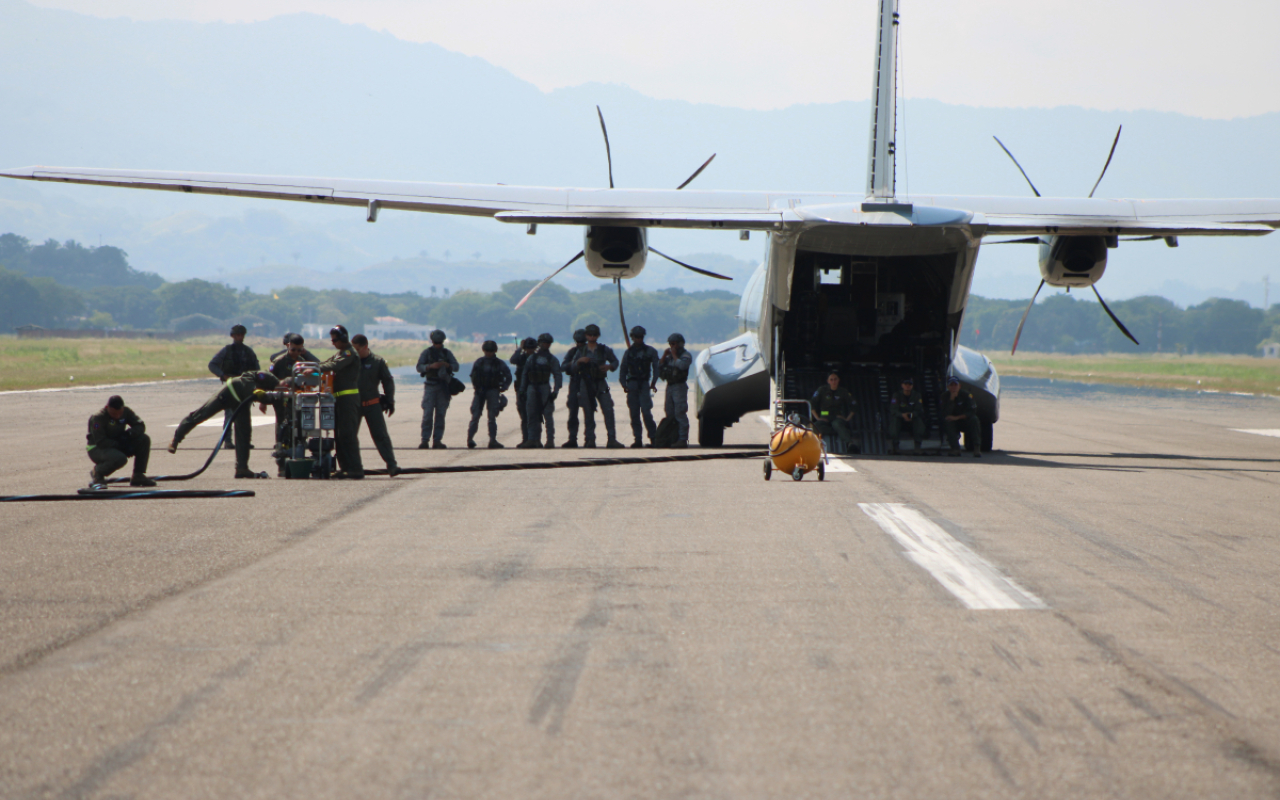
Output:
942 376 981 458
208 324 260 450
811 371 857 454
619 325 661 447
510 337 537 446
658 332 694 448
169 370 279 477
321 325 365 478
468 340 513 449
561 329 587 447
517 333 563 448
573 323 623 448
416 329 459 449
888 376 926 455
87 395 154 487
352 334 402 476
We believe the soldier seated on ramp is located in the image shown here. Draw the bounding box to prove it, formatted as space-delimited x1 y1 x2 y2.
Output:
87 395 155 487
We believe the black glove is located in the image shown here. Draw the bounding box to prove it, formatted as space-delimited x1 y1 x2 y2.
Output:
380 394 394 414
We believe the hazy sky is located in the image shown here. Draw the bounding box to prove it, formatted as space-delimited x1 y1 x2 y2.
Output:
28 0 1280 119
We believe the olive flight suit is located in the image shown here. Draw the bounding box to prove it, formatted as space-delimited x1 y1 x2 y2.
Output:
358 351 398 470
322 345 365 477
87 406 151 483
172 372 273 475
811 385 856 453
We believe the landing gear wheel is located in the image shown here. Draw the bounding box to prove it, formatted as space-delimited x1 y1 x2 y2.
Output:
763 459 773 481
791 465 804 482
698 417 725 447
817 462 825 481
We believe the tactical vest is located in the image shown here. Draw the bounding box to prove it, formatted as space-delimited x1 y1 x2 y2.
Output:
526 352 554 385
625 345 654 382
423 347 447 381
660 353 689 383
475 357 503 390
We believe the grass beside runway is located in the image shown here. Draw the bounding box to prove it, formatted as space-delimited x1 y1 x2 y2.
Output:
0 336 485 392
986 351 1280 396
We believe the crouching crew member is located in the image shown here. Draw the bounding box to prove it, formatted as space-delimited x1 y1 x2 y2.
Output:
888 376 926 455
576 323 622 448
619 325 660 448
658 332 693 448
319 325 365 479
510 337 537 446
169 370 279 478
87 395 154 487
561 329 587 447
811 371 857 454
417 329 459 449
518 333 562 448
943 376 982 458
352 334 401 476
468 340 513 449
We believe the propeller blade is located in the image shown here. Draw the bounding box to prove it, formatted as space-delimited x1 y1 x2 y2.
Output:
986 237 1043 245
596 106 614 189
649 247 733 280
1091 284 1140 346
615 278 629 344
1088 125 1122 198
514 251 584 310
992 136 1041 197
1011 280 1045 355
676 153 716 190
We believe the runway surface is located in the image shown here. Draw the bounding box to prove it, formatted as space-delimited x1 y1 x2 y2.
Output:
2 376 1279 798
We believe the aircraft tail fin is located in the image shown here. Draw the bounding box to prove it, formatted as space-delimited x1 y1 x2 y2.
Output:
865 0 899 199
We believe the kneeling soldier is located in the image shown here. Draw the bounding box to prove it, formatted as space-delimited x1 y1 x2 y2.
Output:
942 376 982 458
169 371 279 477
87 395 154 487
468 340 513 449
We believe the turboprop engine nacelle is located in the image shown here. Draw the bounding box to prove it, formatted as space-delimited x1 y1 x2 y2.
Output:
584 225 648 279
1038 235 1109 288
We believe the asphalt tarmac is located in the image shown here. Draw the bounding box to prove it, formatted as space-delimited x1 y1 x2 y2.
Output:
2 376 1280 798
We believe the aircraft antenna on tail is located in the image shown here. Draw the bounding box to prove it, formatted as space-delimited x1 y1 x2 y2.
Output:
866 0 900 199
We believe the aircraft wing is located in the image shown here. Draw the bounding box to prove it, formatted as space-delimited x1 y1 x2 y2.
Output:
3 165 1279 238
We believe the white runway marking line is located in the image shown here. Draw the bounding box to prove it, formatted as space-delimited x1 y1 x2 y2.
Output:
858 503 1047 610
1232 429 1280 439
759 416 856 472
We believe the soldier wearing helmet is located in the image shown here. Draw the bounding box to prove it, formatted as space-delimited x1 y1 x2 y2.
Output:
467 340 512 449
517 333 563 448
657 332 694 447
510 336 538 446
560 329 587 447
207 323 260 451
168 370 279 478
572 323 623 448
618 325 661 447
319 324 365 478
415 328 459 449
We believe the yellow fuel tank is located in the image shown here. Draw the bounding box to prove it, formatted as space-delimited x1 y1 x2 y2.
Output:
766 423 825 481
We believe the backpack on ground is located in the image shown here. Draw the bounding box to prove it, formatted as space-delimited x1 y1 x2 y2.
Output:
652 416 679 448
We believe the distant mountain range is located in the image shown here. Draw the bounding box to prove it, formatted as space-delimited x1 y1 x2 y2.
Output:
2 0 1278 306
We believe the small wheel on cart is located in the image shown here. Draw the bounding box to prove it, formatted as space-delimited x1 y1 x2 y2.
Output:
763 459 773 481
792 465 804 482
817 462 825 481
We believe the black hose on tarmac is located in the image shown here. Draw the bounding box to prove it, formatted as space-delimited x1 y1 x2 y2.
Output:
0 489 257 502
364 449 767 476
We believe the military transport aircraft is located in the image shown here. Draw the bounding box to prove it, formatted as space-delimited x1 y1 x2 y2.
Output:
5 0 1280 451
